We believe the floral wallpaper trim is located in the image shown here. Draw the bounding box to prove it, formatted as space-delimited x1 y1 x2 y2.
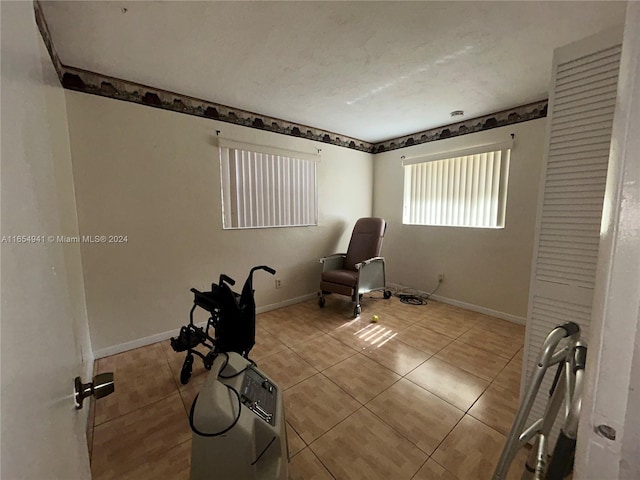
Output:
372 100 548 153
59 65 375 152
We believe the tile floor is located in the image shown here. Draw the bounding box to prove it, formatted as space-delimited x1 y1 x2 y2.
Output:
89 295 530 480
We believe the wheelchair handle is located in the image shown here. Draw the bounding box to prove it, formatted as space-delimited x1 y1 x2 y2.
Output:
251 265 276 276
219 274 236 287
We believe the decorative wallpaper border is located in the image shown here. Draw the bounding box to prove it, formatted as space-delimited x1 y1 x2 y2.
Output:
373 100 548 153
57 65 375 152
34 0 547 154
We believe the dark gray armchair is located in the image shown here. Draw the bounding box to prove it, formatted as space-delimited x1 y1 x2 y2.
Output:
319 217 391 317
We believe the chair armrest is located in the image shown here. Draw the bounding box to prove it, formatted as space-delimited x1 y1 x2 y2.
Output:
355 257 386 294
354 257 385 270
320 254 346 272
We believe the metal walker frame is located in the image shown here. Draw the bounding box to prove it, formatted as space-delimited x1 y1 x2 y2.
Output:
493 322 587 480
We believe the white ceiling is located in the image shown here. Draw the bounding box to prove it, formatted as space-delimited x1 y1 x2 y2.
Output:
40 1 626 143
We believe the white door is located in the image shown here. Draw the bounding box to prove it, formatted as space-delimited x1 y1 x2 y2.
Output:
522 24 623 443
1 2 92 478
575 3 640 479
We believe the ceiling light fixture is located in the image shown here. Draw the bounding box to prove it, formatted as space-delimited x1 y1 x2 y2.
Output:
450 110 464 117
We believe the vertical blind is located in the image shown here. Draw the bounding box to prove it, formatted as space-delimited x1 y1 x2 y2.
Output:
402 141 512 228
219 141 318 229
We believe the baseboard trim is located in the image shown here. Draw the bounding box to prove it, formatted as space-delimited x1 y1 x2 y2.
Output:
256 293 318 314
93 293 318 359
94 289 523 358
387 283 526 325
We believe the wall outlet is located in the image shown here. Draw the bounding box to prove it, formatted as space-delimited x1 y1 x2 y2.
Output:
438 273 445 283
275 278 282 289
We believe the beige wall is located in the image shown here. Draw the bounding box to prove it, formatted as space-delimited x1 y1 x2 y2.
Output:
65 92 373 353
1 1 91 477
373 119 547 320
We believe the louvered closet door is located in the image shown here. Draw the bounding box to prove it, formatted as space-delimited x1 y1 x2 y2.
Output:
523 27 623 443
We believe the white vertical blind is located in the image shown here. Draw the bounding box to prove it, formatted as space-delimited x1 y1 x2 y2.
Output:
219 142 318 229
402 144 511 228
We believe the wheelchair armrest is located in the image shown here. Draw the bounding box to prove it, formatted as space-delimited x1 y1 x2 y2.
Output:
320 253 346 272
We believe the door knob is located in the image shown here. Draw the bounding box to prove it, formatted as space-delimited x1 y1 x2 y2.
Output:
74 372 115 409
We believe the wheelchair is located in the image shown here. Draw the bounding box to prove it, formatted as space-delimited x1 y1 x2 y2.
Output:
170 265 275 384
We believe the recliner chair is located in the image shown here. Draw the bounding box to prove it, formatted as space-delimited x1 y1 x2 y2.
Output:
319 217 391 317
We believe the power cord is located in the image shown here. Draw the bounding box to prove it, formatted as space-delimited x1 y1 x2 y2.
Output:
188 352 245 437
395 278 443 305
189 385 242 437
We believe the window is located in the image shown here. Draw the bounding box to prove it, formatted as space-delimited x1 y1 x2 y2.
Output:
219 139 319 229
402 141 512 228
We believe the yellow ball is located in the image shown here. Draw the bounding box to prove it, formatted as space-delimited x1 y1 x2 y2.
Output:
371 315 379 323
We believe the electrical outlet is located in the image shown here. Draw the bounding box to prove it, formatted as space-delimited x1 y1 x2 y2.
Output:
438 273 445 283
275 278 282 289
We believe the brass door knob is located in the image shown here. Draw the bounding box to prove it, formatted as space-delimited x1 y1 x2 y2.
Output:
74 372 115 409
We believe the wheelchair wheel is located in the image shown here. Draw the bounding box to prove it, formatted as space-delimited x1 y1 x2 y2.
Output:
383 290 392 299
203 351 215 370
180 354 194 385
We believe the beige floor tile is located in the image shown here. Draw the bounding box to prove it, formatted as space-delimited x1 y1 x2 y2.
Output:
366 379 464 454
457 326 523 360
493 356 523 393
119 438 191 480
289 333 358 370
368 310 416 332
257 348 317 390
311 408 427 480
264 318 325 348
284 373 360 444
91 393 191 480
313 311 367 334
286 422 306 458
323 353 401 404
94 343 177 425
473 314 526 339
328 317 389 351
361 336 430 376
406 357 489 411
288 447 334 480
469 382 519 435
395 324 455 355
90 301 531 479
513 347 523 362
414 310 475 339
178 383 200 416
250 329 288 362
431 415 506 480
435 340 509 381
411 459 457 480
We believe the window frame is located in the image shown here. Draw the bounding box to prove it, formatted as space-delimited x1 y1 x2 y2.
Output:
218 139 320 230
401 140 513 229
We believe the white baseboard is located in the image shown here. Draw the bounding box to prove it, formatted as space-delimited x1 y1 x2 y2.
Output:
256 292 317 314
94 293 317 359
94 288 523 359
93 327 183 359
387 282 526 325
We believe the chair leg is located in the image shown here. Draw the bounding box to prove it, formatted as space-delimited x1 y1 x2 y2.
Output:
318 291 328 308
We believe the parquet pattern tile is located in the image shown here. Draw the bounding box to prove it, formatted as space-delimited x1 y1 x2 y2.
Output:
89 297 529 479
310 408 427 480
